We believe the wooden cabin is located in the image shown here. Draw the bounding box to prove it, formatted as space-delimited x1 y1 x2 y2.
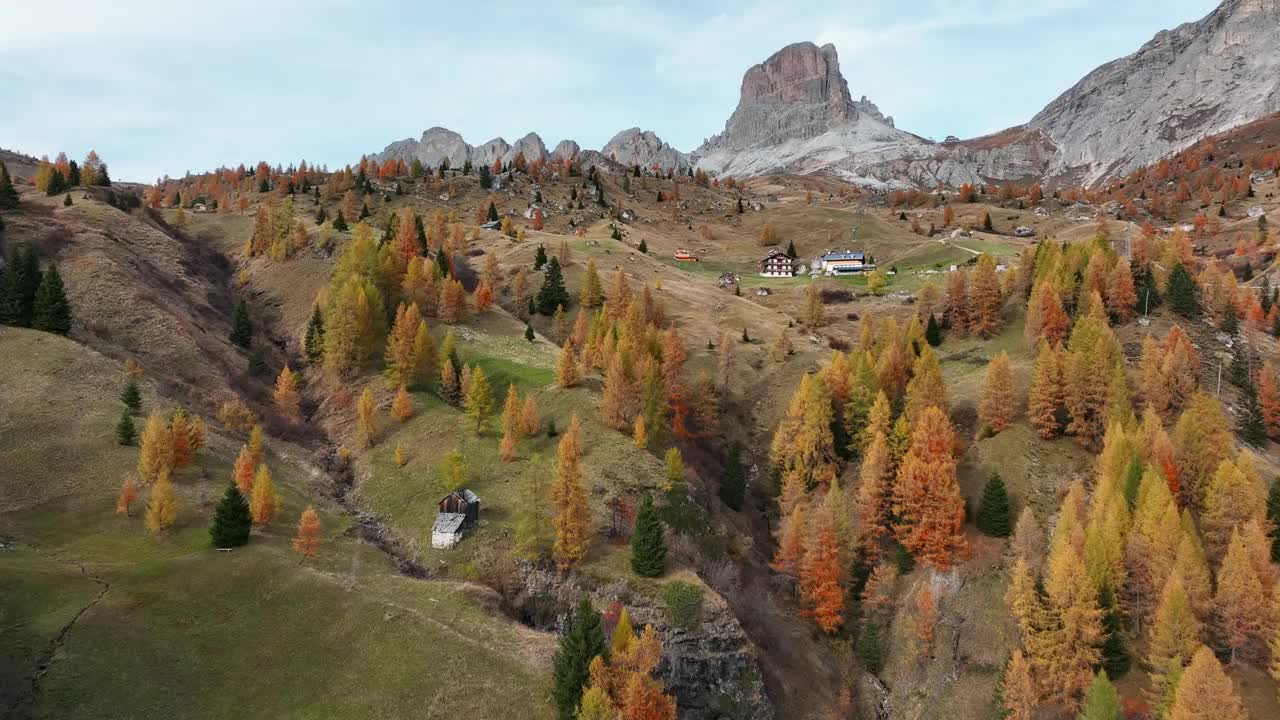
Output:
431 489 481 549
674 249 699 262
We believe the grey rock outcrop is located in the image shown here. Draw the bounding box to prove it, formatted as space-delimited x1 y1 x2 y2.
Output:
378 126 472 169
552 139 581 164
602 128 689 172
513 563 772 720
502 132 548 166
473 137 511 169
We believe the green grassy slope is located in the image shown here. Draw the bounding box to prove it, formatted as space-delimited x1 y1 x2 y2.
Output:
0 327 554 720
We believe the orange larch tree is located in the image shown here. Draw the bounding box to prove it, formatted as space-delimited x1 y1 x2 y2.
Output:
892 406 967 570
979 351 1016 434
291 506 324 559
798 503 844 633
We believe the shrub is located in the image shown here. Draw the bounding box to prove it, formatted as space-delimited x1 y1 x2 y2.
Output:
661 580 704 629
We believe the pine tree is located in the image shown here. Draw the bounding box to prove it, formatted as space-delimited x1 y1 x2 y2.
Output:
1165 263 1200 318
230 299 253 349
976 472 1011 537
209 482 252 548
534 243 548 269
0 161 18 209
925 313 942 346
856 620 883 673
121 380 142 413
1098 585 1129 679
630 494 666 578
31 263 70 334
719 444 746 511
1168 646 1248 720
144 472 177 534
115 408 136 445
1267 479 1280 562
292 506 324 559
552 597 606 720
249 464 279 526
538 257 571 315
332 209 348 231
979 351 1016 434
1077 671 1121 720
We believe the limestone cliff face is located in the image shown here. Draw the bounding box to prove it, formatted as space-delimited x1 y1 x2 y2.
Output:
722 41 855 148
1029 0 1280 183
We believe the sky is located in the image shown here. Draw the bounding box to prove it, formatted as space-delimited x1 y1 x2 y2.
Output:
0 0 1221 182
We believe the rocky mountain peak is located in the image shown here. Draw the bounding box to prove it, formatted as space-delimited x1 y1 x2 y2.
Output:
601 128 688 171
715 41 862 149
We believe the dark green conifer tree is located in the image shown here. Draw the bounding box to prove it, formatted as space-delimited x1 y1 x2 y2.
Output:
478 164 492 189
1221 304 1238 334
1098 586 1129 679
487 201 499 222
856 620 883 673
630 494 667 577
736 198 744 214
62 193 72 207
358 202 370 220
32 263 70 334
209 482 252 548
0 161 19 209
305 305 325 363
533 244 548 270
1165 263 1200 318
332 209 348 231
121 380 142 413
551 597 606 720
230 300 253 349
314 206 326 224
434 248 451 278
638 239 648 254
46 169 66 196
719 444 746 511
67 160 80 187
115 409 136 446
1 245 41 326
1238 385 1266 447
414 214 427 255
1267 480 1280 562
536 258 569 315
524 323 535 342
786 239 797 257
976 472 1011 537
925 313 942 346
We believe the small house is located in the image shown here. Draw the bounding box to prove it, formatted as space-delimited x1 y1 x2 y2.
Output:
717 272 740 287
431 489 480 549
674 249 699 262
758 248 796 277
814 250 873 276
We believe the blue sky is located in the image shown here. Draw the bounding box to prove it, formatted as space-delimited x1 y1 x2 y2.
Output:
0 0 1219 182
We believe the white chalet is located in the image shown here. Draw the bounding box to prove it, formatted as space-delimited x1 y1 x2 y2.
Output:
758 248 796 277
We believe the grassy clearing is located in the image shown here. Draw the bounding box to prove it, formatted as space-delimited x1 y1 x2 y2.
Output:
0 328 554 719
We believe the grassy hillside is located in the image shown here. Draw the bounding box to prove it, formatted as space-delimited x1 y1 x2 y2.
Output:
0 328 554 719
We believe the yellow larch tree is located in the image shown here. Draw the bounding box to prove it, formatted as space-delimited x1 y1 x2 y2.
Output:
137 411 173 484
249 464 279 526
551 416 590 570
978 351 1016 434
